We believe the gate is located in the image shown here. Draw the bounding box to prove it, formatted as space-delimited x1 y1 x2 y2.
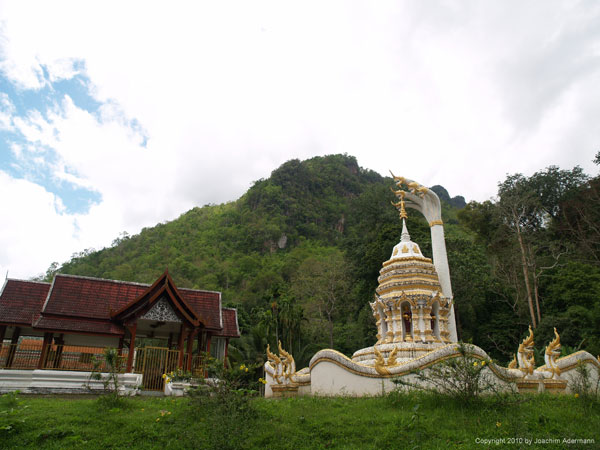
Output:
134 346 180 391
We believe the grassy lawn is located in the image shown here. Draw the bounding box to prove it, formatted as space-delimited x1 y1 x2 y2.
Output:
1 392 598 449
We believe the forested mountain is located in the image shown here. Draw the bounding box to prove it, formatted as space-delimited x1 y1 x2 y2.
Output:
41 154 600 367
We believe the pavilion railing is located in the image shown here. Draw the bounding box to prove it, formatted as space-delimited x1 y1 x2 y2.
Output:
131 348 211 390
1 342 210 384
0 343 129 372
44 345 129 372
0 343 40 369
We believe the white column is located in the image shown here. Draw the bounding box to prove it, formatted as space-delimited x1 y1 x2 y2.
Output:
430 224 458 342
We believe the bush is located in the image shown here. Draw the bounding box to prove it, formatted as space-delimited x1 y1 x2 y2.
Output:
392 343 516 405
0 391 28 434
571 361 600 410
162 367 194 383
86 347 128 409
187 356 261 450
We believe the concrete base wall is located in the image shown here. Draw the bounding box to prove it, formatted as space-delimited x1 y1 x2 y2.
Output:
0 370 142 395
265 345 600 398
310 360 396 396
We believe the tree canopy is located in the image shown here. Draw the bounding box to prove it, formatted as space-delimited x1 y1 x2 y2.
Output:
40 154 600 365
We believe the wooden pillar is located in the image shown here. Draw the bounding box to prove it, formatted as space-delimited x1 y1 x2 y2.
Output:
37 332 53 369
223 338 230 368
177 324 186 369
0 325 6 358
117 336 124 356
206 333 212 353
197 332 203 355
126 323 137 373
6 327 21 368
167 332 173 350
202 332 211 378
52 334 64 368
186 329 195 372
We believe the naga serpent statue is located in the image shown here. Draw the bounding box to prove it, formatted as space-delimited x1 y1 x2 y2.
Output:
517 326 536 376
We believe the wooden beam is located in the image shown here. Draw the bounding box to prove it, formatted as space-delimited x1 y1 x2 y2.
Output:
126 323 137 373
53 334 64 368
177 324 185 369
117 336 124 357
6 327 21 368
0 325 6 356
205 333 211 355
37 332 53 369
223 338 230 368
186 329 196 372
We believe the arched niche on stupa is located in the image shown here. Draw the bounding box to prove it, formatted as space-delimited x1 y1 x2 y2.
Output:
400 301 413 342
430 300 441 342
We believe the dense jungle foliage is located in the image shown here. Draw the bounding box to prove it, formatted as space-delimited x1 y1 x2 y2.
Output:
40 154 600 368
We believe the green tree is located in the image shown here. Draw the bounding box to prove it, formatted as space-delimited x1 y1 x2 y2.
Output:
291 249 350 349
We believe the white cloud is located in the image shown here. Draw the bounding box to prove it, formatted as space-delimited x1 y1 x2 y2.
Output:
0 92 15 130
0 0 599 278
0 171 74 278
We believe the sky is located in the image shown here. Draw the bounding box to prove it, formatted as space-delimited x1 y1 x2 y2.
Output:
1 1 599 280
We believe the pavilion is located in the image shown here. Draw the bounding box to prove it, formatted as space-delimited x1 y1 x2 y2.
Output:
0 270 239 392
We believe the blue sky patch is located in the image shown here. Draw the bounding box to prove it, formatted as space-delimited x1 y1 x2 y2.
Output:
0 67 105 214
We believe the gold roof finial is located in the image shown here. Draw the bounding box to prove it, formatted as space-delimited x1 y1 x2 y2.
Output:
391 190 408 220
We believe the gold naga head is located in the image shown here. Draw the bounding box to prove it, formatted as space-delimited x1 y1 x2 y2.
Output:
389 171 428 197
518 326 535 353
389 171 405 187
266 344 281 366
278 340 294 364
545 328 561 355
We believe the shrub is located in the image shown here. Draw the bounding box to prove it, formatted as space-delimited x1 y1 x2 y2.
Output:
86 347 128 408
187 355 261 450
0 391 28 434
162 367 194 384
571 361 600 409
392 342 516 405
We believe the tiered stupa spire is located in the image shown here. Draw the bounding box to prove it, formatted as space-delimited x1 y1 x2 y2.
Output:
351 174 452 366
401 219 410 243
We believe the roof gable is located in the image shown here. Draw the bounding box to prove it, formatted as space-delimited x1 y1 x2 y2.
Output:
111 270 205 327
140 297 182 323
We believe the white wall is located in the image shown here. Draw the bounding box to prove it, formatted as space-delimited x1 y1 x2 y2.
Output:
61 334 121 347
0 369 142 394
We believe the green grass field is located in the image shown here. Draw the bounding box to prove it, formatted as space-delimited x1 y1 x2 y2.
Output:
1 392 598 449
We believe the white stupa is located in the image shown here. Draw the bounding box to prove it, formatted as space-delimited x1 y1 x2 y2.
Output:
351 202 452 366
263 176 600 397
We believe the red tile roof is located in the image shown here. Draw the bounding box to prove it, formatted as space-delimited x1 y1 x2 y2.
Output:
216 308 240 338
0 279 50 325
179 288 222 330
42 275 147 320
